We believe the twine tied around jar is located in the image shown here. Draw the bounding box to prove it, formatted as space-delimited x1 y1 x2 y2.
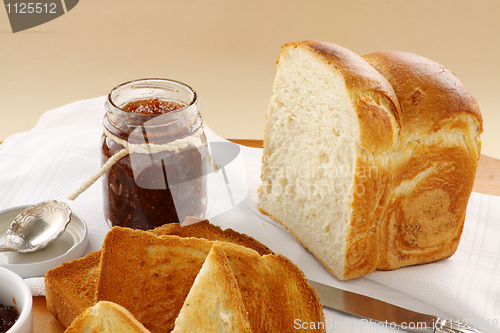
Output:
67 124 219 201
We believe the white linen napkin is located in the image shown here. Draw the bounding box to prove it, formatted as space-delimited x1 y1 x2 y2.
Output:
0 96 498 332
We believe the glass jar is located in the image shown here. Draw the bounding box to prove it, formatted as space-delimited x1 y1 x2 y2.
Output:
101 78 209 230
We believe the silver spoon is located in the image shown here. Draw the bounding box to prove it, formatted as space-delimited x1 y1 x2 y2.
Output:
0 200 72 253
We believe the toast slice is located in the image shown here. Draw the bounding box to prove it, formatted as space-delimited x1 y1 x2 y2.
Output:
220 241 325 332
64 301 151 333
150 220 273 256
96 228 213 333
171 244 253 333
96 227 324 333
45 250 101 328
45 220 273 328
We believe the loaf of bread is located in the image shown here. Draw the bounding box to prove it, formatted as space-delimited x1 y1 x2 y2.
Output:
63 301 151 333
259 41 482 280
171 244 253 333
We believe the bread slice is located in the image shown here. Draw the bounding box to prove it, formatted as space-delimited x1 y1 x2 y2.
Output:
362 51 482 270
45 251 101 328
215 241 325 333
258 40 402 280
45 220 274 328
96 227 325 333
171 244 253 333
64 301 151 333
151 220 273 256
96 227 213 333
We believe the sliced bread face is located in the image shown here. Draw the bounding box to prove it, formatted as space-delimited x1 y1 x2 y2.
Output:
171 244 253 333
259 41 401 280
63 301 151 333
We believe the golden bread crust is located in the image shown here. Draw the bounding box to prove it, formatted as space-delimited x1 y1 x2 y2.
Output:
363 51 482 134
363 51 482 270
151 220 273 256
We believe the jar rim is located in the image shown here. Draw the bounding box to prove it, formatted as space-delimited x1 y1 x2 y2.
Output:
107 78 198 119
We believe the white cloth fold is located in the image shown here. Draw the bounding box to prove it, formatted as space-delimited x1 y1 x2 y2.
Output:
0 96 498 332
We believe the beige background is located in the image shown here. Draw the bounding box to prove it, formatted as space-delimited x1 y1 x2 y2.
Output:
1 0 499 158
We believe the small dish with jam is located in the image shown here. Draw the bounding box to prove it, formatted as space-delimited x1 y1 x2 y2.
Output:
0 267 32 333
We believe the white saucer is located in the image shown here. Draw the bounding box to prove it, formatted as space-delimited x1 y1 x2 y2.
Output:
0 204 88 278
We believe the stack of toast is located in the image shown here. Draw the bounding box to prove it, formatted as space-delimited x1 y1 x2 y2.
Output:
45 221 325 332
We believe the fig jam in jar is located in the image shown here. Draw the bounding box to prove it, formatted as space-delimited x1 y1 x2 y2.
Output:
102 79 209 230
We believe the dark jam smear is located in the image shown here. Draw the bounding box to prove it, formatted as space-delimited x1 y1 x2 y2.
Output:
122 98 186 115
0 304 19 333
